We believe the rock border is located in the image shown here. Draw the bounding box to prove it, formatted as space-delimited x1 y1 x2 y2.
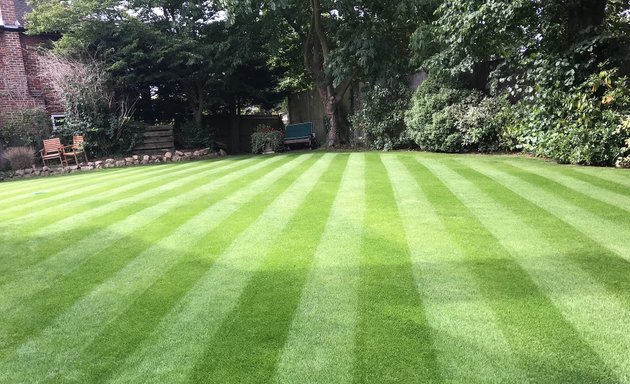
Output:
0 148 228 182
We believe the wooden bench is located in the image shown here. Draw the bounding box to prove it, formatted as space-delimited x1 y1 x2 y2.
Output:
284 122 316 149
40 138 66 167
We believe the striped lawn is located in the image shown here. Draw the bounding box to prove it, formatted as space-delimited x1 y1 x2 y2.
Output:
0 152 629 384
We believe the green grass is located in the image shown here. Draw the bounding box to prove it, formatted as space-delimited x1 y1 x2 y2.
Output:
0 152 629 383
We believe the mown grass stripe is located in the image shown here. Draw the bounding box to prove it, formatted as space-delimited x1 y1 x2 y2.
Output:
274 153 364 384
0 158 259 283
488 162 628 224
464 160 630 262
0 165 160 210
0 167 133 200
449 160 630 309
0 160 213 222
572 165 630 188
0 161 215 218
109 154 336 384
0 154 315 383
0 156 297 360
355 153 440 383
423 157 628 382
0 173 67 193
187 155 348 384
30 162 230 230
0 156 283 321
559 167 630 198
414 156 614 382
0 162 221 256
0 176 83 198
48 155 323 383
24 158 250 236
506 160 630 213
382 154 524 383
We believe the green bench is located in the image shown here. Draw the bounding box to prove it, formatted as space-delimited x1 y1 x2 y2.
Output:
284 122 316 149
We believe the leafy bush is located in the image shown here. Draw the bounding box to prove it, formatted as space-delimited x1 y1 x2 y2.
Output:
405 77 479 152
3 146 35 170
0 144 7 171
405 76 510 152
0 108 51 148
251 124 284 154
41 52 138 157
350 79 411 150
175 120 212 149
513 69 630 166
459 97 514 152
616 116 630 168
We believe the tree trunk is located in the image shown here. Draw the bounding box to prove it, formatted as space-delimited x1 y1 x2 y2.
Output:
326 103 339 147
193 108 203 129
138 87 154 124
317 86 340 147
229 98 240 153
302 0 357 148
191 81 205 129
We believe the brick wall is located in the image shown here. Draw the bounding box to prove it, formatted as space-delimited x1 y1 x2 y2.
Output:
21 34 64 115
0 0 63 127
0 30 45 125
0 0 18 25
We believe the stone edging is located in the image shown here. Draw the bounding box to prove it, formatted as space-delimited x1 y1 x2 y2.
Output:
0 148 227 182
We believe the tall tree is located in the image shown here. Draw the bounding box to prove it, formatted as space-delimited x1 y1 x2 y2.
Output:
413 0 630 91
26 0 283 127
226 0 432 146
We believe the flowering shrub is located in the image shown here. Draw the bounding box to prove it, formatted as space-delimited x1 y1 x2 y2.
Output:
251 124 284 154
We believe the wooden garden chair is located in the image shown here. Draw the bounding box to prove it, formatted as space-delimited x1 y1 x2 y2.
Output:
63 135 89 165
40 138 66 167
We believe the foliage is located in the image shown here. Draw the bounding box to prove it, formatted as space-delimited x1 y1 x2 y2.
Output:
225 0 436 146
0 144 6 171
27 0 284 129
39 52 138 156
405 76 515 153
415 0 629 83
617 116 630 167
3 146 35 170
512 69 630 165
405 77 479 152
459 97 513 152
176 120 212 149
349 78 411 150
410 0 630 165
251 124 284 154
0 109 51 148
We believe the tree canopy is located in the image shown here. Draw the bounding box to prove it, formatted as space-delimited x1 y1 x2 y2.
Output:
24 0 630 161
27 0 285 128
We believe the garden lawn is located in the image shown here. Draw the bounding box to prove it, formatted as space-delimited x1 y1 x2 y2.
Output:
0 152 629 383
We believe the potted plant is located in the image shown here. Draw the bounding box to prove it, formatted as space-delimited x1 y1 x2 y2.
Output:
251 124 284 154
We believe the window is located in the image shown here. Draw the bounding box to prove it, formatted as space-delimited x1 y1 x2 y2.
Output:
51 114 66 131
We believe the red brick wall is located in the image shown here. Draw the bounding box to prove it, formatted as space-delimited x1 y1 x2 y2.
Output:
21 34 64 115
0 30 44 125
0 0 17 25
0 0 63 126
0 31 64 126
